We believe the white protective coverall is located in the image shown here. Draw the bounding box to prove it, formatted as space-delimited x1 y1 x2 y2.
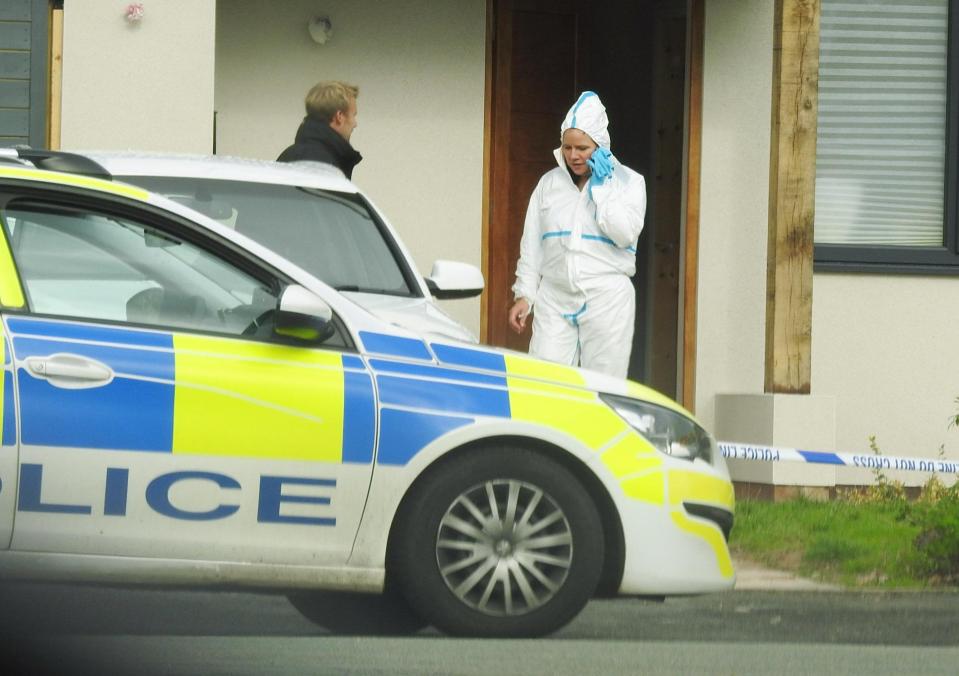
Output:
511 92 647 378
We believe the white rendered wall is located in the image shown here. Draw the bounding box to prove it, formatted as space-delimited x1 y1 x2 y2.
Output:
60 1 215 153
695 0 773 430
214 1 487 336
813 275 959 485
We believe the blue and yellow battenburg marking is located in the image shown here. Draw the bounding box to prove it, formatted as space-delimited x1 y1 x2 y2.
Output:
6 318 732 572
360 332 508 465
171 334 374 463
7 318 374 464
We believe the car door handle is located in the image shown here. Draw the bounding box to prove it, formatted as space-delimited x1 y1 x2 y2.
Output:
25 353 115 390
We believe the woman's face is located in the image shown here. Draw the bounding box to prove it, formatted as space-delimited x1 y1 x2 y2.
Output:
561 128 597 177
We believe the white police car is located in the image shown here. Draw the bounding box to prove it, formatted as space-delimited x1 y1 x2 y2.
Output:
82 150 483 344
0 150 735 638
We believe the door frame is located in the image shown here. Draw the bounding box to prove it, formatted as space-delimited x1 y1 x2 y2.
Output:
481 0 705 412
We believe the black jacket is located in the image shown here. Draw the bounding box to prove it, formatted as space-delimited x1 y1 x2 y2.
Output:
276 116 363 179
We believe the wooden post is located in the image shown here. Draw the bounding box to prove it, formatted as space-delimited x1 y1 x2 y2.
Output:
766 0 819 394
681 0 704 413
47 6 63 150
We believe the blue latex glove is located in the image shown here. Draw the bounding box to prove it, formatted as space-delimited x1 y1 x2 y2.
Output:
588 147 614 192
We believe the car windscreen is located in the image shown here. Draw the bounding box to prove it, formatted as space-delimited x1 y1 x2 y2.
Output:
117 176 420 297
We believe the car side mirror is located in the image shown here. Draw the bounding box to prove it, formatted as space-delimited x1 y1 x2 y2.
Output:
274 285 336 343
425 260 484 300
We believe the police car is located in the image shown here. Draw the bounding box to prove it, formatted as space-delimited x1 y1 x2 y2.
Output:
0 150 735 638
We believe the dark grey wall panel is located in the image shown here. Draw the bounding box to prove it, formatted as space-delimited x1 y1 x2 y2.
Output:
0 80 28 107
0 0 47 148
0 21 31 49
28 0 48 147
0 109 29 136
0 0 30 21
0 52 29 79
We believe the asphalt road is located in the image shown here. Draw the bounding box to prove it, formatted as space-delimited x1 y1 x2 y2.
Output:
1 583 958 675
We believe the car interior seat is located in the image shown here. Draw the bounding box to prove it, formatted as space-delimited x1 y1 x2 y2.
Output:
126 287 213 330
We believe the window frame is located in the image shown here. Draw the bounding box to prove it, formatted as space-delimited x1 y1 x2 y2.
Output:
814 0 959 274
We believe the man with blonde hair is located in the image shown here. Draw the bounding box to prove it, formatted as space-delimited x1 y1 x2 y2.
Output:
277 81 362 179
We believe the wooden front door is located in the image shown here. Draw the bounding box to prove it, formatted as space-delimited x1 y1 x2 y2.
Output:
485 0 587 352
646 9 687 396
484 0 698 404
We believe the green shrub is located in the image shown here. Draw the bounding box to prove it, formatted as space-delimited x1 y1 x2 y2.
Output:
856 427 959 583
837 436 909 506
907 480 959 582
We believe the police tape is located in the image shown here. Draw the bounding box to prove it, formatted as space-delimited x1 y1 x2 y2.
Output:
717 441 959 475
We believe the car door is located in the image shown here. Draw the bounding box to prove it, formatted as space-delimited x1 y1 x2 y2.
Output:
0 187 376 566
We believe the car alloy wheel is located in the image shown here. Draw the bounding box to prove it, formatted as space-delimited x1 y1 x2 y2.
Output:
435 478 573 616
392 446 604 637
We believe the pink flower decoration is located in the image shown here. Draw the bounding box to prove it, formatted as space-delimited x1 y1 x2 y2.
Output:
125 3 144 23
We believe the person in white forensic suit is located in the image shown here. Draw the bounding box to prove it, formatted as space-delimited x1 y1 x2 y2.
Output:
508 91 647 379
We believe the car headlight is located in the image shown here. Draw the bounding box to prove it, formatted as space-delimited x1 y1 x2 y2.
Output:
599 393 715 463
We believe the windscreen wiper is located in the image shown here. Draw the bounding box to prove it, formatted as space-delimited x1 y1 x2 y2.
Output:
334 284 407 296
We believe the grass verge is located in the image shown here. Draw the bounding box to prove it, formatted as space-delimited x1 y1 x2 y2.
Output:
729 498 928 588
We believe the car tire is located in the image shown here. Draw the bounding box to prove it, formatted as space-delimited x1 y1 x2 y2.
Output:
286 588 428 636
392 446 604 637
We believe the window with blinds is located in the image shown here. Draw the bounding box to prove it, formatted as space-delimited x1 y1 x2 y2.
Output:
814 0 950 249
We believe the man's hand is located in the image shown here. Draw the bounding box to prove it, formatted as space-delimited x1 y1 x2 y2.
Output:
508 298 531 334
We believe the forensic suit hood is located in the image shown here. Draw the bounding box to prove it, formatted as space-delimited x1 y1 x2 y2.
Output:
559 91 610 149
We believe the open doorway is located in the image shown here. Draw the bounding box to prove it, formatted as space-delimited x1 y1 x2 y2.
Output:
484 0 691 398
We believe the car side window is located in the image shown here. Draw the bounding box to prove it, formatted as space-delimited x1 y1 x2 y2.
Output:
118 177 418 297
1 201 280 337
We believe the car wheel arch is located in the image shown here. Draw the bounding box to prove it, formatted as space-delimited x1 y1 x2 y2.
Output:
384 435 626 600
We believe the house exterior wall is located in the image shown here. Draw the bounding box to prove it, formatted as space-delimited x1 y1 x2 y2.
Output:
813 274 959 485
696 0 772 426
50 0 959 483
699 0 959 485
59 0 216 153
214 0 487 336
